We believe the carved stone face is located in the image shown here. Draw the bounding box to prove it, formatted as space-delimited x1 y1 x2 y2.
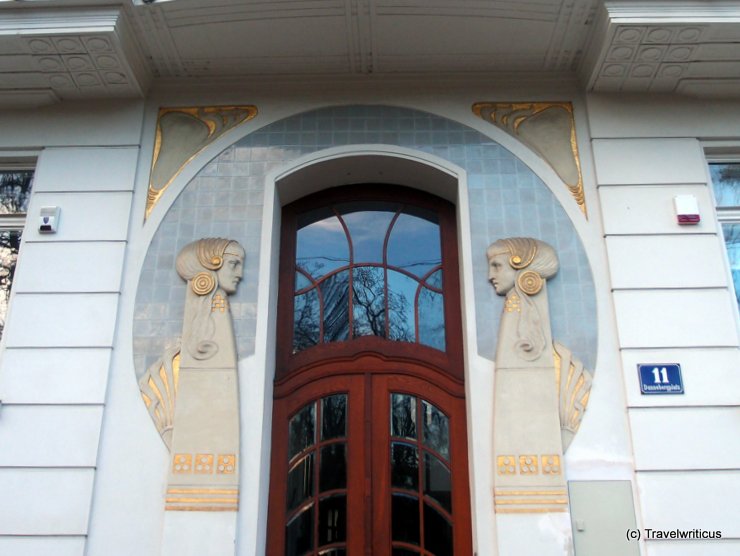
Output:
487 252 517 296
216 248 245 295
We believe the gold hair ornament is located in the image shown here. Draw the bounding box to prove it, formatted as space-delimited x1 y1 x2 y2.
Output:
517 270 543 295
192 272 216 296
505 239 537 269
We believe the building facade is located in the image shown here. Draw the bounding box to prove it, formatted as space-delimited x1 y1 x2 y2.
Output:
0 1 739 555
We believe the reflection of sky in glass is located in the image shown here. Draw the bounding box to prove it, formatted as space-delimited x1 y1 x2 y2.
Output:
387 270 416 342
339 203 398 263
418 288 445 350
297 214 349 280
387 213 441 277
293 205 446 352
723 223 740 308
711 164 740 207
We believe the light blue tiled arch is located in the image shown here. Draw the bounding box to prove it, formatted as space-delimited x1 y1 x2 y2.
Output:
134 105 597 378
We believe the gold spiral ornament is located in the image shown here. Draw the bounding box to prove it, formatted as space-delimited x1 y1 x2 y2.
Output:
517 270 543 295
191 272 216 296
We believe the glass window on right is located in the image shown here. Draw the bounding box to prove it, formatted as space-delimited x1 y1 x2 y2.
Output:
709 162 740 311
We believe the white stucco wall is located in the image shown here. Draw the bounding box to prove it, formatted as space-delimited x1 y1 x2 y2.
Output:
0 100 144 556
587 93 740 556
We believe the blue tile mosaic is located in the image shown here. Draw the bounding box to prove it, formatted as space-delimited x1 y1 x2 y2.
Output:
134 105 597 378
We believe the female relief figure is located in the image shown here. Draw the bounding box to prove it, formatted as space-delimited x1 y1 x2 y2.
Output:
140 238 244 513
487 237 591 514
487 237 558 366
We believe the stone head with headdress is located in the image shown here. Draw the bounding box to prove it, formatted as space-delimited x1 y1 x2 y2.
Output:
487 237 559 361
175 238 245 360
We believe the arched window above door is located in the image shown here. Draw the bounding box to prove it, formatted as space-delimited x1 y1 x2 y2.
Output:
294 201 445 351
277 185 463 382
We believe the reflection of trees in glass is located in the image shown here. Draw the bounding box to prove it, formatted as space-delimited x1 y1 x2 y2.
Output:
0 231 21 339
353 267 386 337
293 204 445 354
294 289 320 352
711 163 740 207
321 272 350 342
0 171 33 214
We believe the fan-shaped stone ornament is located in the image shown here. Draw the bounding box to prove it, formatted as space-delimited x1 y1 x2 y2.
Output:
145 106 257 220
473 102 587 217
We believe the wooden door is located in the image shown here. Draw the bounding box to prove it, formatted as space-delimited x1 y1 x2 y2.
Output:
267 185 471 555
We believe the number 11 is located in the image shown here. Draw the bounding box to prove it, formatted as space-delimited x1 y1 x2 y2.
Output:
652 367 669 384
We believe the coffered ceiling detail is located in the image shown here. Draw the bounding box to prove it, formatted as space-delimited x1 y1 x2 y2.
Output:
0 1 739 107
581 1 740 96
0 6 150 107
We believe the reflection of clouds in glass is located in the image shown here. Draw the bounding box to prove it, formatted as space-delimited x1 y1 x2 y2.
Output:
342 210 396 263
388 214 441 276
292 205 448 352
297 215 349 279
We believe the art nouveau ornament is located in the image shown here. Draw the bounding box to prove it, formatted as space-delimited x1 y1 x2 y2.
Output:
488 237 592 515
139 238 244 515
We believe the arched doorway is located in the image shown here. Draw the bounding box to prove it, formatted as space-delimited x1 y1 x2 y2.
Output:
267 184 472 555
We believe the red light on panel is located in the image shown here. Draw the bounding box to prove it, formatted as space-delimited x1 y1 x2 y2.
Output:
674 195 700 225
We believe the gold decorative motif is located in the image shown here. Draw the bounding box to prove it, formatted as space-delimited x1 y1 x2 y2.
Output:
212 294 227 313
554 342 593 452
541 455 561 475
139 350 180 450
494 487 569 514
505 293 521 313
217 454 237 474
191 272 216 296
165 484 239 512
145 105 258 220
195 454 214 474
472 102 587 217
519 455 539 474
517 270 543 296
172 453 192 474
497 455 517 475
165 505 239 512
167 488 238 495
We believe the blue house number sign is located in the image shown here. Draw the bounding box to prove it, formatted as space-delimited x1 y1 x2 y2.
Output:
638 364 684 395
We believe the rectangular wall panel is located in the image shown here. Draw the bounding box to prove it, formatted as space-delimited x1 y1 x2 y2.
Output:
612 289 739 348
606 235 728 289
599 185 717 236
622 348 740 407
592 138 707 185
630 408 740 470
4 293 119 348
23 191 133 242
0 348 110 404
0 406 102 467
636 471 740 538
14 242 126 293
0 469 94 535
34 147 139 192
